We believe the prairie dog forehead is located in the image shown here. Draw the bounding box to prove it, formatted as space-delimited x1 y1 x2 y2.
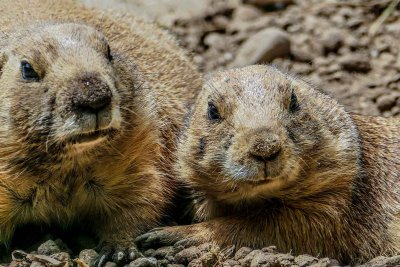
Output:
206 66 292 97
44 23 108 51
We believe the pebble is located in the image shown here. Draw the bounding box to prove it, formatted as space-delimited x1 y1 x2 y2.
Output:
376 94 398 112
129 257 157 267
37 240 61 256
321 28 343 53
174 246 202 265
230 27 290 67
294 254 319 267
78 249 99 267
244 0 293 6
339 54 371 73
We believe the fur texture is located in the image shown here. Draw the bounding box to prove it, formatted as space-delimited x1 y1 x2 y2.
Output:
136 65 400 264
0 0 201 258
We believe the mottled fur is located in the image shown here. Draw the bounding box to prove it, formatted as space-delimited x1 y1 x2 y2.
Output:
0 0 201 257
137 65 400 264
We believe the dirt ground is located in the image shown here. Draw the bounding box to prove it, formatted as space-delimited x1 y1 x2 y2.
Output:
2 0 400 266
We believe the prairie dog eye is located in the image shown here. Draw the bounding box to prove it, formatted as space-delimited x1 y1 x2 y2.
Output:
21 60 39 81
207 102 221 121
289 91 300 112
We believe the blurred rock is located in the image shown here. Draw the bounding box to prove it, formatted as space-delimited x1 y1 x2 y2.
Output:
321 28 343 53
244 0 293 6
339 54 371 73
231 27 290 67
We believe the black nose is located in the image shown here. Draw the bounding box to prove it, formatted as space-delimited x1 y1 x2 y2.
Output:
72 73 112 113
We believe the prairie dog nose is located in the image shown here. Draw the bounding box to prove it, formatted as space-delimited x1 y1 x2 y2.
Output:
249 131 281 162
72 73 112 113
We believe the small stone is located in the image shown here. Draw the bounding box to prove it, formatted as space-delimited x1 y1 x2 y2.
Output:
376 94 397 112
339 54 371 73
104 262 117 267
37 240 61 256
157 259 170 267
128 246 143 261
30 262 46 267
294 255 318 267
129 257 157 267
233 5 263 21
174 246 202 265
204 33 226 51
239 250 263 266
250 253 278 267
167 265 185 267
143 249 156 257
320 29 343 53
234 247 253 260
261 246 277 253
50 252 70 262
78 249 99 267
244 0 293 6
231 27 290 67
154 246 175 259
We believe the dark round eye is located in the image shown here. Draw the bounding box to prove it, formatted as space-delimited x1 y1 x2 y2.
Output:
289 91 300 112
207 102 221 121
21 60 39 81
106 45 113 62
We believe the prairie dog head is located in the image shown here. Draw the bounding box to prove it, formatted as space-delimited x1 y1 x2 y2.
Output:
177 65 360 203
0 23 149 169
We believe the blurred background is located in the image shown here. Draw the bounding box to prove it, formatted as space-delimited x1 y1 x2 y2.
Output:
83 0 400 118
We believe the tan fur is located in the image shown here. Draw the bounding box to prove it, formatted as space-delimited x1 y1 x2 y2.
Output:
137 65 400 264
0 0 201 252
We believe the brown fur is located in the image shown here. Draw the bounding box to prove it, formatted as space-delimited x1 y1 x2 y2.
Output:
136 65 400 264
0 0 201 254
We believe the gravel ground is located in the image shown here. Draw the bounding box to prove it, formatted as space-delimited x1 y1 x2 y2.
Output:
2 0 400 266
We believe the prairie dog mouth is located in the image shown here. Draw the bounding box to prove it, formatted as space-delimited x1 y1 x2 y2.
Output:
66 128 117 144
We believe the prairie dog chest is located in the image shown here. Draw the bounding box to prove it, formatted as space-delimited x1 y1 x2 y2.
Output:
15 173 105 223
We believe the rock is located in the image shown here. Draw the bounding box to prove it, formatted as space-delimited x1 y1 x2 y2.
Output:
320 29 343 53
339 54 371 73
78 249 99 267
204 33 226 51
167 265 185 267
234 247 253 260
154 246 175 259
233 5 263 21
294 255 318 267
365 255 400 267
37 240 61 256
244 0 293 6
143 249 156 257
129 257 157 267
50 252 70 262
250 253 279 267
128 246 143 261
231 27 290 67
30 262 45 267
376 94 398 112
239 250 263 266
261 246 277 253
189 252 219 267
174 246 202 265
104 262 117 267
